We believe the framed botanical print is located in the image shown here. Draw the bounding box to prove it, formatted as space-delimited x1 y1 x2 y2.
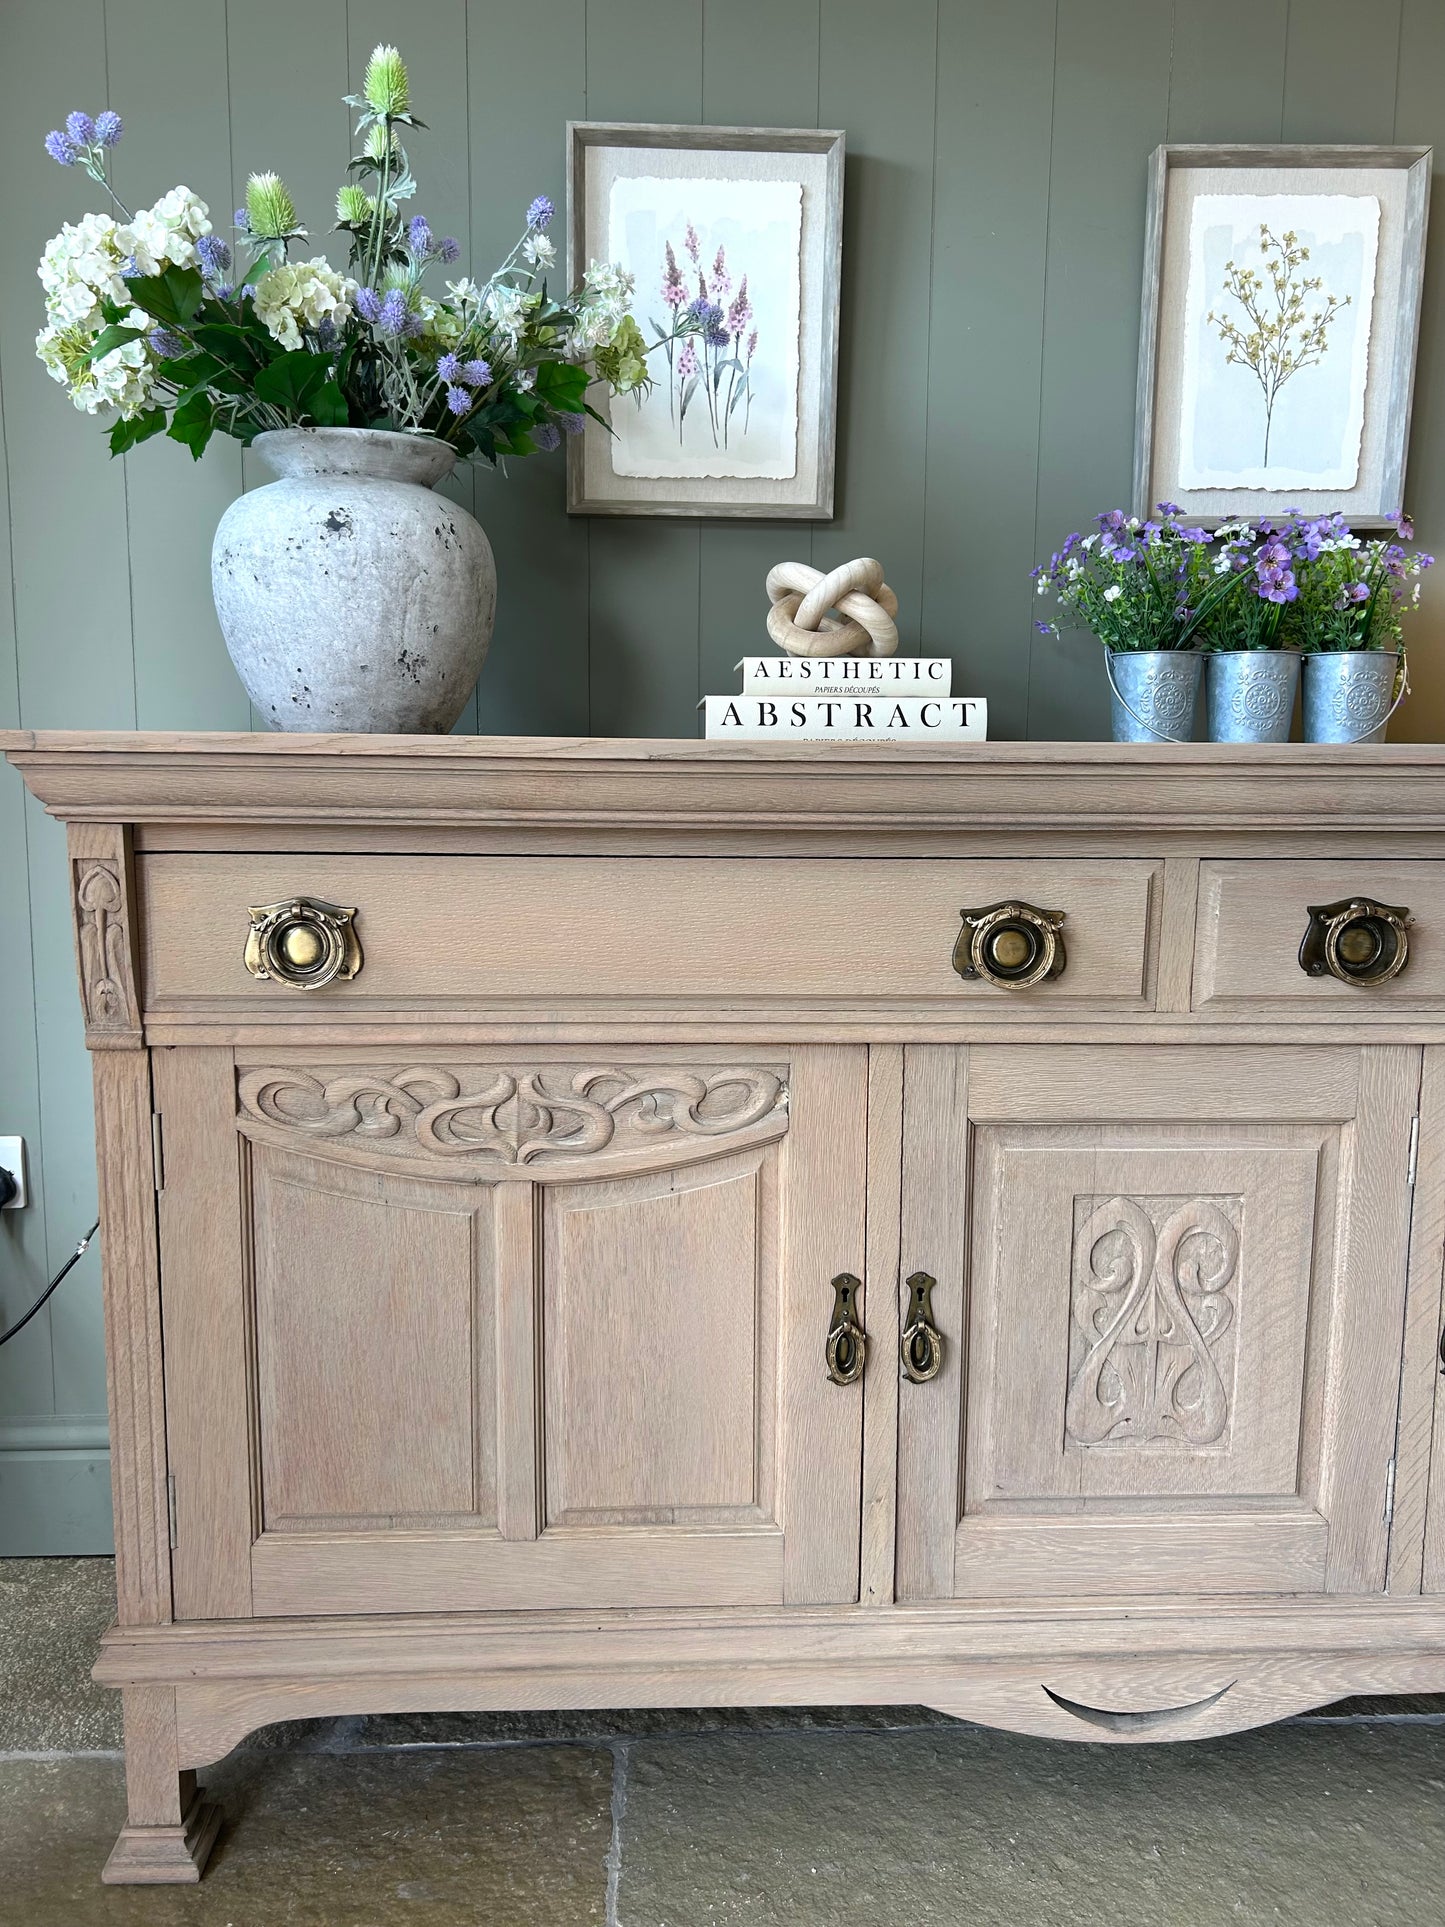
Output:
566 121 844 518
1134 144 1432 528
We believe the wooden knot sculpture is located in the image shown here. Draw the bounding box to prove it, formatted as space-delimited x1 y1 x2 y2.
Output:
765 557 900 658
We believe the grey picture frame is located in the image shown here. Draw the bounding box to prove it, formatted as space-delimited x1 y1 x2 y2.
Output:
566 120 845 519
1133 143 1432 529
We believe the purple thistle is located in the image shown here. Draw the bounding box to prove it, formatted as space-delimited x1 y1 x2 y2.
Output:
704 322 730 349
94 110 123 147
437 235 461 265
120 254 139 278
44 129 80 165
445 384 471 416
402 311 424 339
355 287 384 324
147 328 186 359
212 283 235 301
526 195 554 231
66 111 97 146
461 357 491 387
437 352 462 382
406 215 433 258
534 421 562 451
315 317 339 349
197 234 232 281
558 410 585 436
234 207 251 234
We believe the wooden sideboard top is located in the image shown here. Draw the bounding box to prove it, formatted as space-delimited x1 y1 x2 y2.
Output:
6 729 1445 834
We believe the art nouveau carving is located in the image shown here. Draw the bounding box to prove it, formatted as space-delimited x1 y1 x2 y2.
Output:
1066 1195 1240 1449
236 1063 789 1173
73 854 141 1043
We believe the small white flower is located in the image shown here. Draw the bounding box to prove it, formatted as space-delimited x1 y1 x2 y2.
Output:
1081 533 1099 550
445 277 484 309
1036 578 1049 595
1103 583 1124 602
522 232 556 269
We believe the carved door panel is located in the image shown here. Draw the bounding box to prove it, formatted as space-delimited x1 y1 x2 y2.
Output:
896 1045 1419 1602
155 1046 867 1618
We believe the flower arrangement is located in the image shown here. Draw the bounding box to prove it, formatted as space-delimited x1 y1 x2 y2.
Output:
1033 505 1433 655
36 46 695 464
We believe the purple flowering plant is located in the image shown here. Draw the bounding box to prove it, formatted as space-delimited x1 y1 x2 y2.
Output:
1034 505 1434 657
38 46 699 465
1031 506 1250 653
653 231 754 448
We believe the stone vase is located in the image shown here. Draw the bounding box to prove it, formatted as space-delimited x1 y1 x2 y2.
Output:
212 426 496 733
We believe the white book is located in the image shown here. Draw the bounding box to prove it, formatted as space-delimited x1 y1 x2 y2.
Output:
735 655 952 698
702 694 987 741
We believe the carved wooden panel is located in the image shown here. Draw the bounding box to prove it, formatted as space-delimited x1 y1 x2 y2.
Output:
898 1044 1419 1605
67 823 141 1048
236 1062 788 1180
252 1146 495 1529
1066 1194 1242 1452
541 1149 776 1526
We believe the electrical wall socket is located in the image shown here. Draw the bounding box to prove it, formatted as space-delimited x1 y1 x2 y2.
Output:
0 1137 27 1209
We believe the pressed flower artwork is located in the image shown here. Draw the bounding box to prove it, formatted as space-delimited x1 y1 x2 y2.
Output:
605 175 803 482
1178 194 1380 493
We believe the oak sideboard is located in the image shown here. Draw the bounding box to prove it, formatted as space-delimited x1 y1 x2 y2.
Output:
8 730 1445 1883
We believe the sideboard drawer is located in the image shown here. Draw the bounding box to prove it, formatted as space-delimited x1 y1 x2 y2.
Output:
138 854 1161 1011
1195 860 1445 1013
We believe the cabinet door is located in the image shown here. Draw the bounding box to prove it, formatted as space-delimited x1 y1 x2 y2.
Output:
155 1046 867 1618
897 1045 1419 1602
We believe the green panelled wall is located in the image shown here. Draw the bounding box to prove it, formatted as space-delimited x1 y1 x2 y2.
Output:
4 0 1445 1548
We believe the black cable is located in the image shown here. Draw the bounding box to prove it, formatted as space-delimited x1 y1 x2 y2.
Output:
0 1221 100 1346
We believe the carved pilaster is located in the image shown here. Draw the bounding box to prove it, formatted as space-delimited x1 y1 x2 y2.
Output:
67 822 142 1049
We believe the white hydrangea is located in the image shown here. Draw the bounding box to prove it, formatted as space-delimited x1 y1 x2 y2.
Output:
36 304 159 418
122 186 212 277
38 211 132 332
253 257 356 350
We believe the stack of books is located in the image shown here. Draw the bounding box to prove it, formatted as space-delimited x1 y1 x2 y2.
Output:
701 656 986 740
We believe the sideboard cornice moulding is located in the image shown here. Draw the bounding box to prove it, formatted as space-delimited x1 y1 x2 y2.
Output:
8 726 1445 1886
9 731 1445 837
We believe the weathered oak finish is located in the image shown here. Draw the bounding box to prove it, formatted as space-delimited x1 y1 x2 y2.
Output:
8 733 1445 1883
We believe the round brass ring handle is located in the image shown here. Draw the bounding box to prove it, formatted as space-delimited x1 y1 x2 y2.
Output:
244 896 363 991
900 1272 944 1383
1298 897 1410 987
953 900 1067 990
826 1273 867 1386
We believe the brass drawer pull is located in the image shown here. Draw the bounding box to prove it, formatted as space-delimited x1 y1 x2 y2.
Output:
901 1271 944 1383
825 1273 867 1386
1298 897 1410 986
244 897 363 991
953 900 1066 989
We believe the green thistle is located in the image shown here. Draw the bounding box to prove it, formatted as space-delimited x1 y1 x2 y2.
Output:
364 45 409 119
363 124 398 164
336 184 374 225
245 171 300 241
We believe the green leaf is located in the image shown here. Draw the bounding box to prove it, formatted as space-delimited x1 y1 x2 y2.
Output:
533 359 589 408
166 391 215 460
86 323 147 363
107 408 167 456
125 265 206 328
253 350 332 414
308 379 349 427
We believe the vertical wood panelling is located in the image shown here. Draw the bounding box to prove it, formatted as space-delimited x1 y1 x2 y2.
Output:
815 0 937 652
1394 0 1445 740
586 0 705 738
466 0 589 736
920 0 1055 743
107 0 248 730
1026 0 1173 739
11 0 1445 1549
1282 0 1404 145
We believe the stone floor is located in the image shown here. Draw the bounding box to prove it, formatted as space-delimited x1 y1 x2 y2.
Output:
4 1559 1445 1925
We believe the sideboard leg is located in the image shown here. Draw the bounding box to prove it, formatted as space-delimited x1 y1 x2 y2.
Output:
101 1685 222 1885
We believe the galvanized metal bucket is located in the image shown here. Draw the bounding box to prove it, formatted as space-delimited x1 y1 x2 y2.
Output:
1206 649 1301 744
1104 649 1204 744
1302 649 1405 745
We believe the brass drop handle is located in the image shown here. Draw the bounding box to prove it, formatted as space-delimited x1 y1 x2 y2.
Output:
244 896 363 991
954 901 1067 989
1298 897 1410 986
900 1272 944 1383
825 1273 867 1386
